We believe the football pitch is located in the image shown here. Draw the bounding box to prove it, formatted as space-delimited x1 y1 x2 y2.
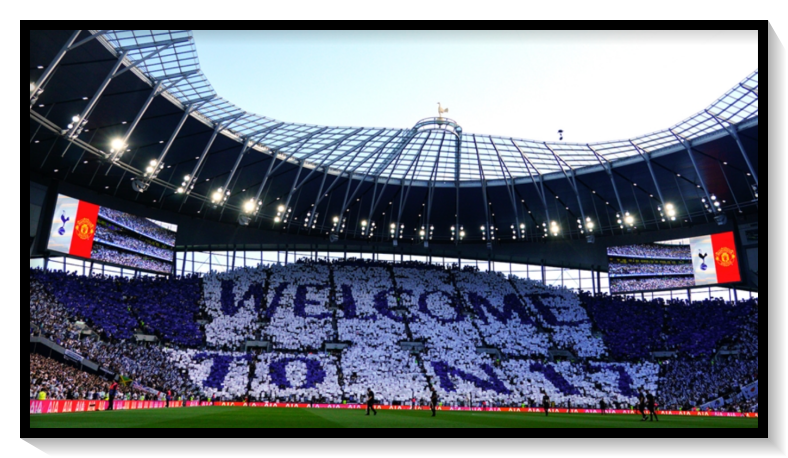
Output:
29 407 759 429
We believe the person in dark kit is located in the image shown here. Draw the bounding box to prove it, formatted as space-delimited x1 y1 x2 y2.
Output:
107 381 118 411
638 391 648 421
600 399 607 415
542 393 550 417
647 391 659 422
430 388 439 417
365 389 377 416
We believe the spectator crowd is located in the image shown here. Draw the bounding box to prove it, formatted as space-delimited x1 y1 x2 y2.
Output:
608 262 693 276
28 259 758 410
95 224 174 261
91 245 172 274
608 244 692 260
610 276 696 294
98 207 176 246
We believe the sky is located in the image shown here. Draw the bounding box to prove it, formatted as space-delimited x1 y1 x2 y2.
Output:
193 30 758 143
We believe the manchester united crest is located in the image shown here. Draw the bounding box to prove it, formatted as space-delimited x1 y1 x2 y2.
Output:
715 246 736 267
75 218 95 240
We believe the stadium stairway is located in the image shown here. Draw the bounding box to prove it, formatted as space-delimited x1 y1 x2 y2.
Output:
328 265 340 341
386 265 434 390
386 265 415 341
507 278 549 334
450 270 493 349
257 269 273 328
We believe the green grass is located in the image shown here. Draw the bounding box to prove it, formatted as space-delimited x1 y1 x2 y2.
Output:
29 407 759 428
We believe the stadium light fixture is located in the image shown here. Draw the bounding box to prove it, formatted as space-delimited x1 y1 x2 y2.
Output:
659 203 678 222
550 221 560 236
585 217 595 231
244 200 256 213
704 194 721 213
753 185 758 200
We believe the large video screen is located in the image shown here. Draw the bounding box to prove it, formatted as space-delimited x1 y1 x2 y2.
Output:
46 194 177 274
607 232 741 294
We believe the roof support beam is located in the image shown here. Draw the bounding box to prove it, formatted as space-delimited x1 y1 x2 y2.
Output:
630 183 647 230
669 129 715 212
490 138 522 240
246 123 286 145
673 175 693 224
629 140 666 207
369 129 418 177
511 141 550 224
68 30 107 51
180 115 242 209
249 128 328 216
393 134 431 241
274 134 354 226
455 133 462 245
155 69 201 84
183 125 223 197
424 133 446 244
30 30 81 107
472 135 492 244
215 137 262 206
121 80 164 147
286 128 364 197
270 127 330 155
115 36 192 53
306 129 387 228
142 103 200 180
181 95 217 106
64 50 129 142
362 131 415 233
65 41 183 145
114 39 190 79
587 145 624 215
718 161 743 214
544 143 587 235
739 82 758 97
705 110 758 185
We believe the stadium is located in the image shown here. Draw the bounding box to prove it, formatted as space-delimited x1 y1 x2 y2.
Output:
28 30 759 430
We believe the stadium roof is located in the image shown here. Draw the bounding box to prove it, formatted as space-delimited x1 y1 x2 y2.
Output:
29 30 759 243
100 30 758 184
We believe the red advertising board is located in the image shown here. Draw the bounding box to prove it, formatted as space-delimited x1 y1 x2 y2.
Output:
30 400 757 418
29 400 210 414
